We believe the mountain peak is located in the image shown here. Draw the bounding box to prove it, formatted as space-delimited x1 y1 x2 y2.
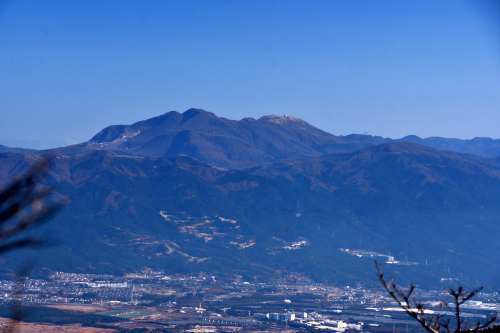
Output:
183 108 214 117
401 135 422 141
184 107 211 114
84 110 351 168
258 114 308 125
137 109 217 127
181 108 217 123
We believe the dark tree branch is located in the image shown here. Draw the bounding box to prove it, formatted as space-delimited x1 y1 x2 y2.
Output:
0 157 65 331
375 261 497 333
0 157 64 254
375 261 438 333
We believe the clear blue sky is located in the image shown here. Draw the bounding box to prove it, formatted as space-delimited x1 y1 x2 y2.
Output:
2 0 500 148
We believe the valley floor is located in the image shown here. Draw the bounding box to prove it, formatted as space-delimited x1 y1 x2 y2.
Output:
0 271 497 332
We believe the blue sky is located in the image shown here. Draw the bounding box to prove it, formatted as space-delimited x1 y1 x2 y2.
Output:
2 0 500 148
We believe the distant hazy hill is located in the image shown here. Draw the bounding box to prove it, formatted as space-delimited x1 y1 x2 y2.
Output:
400 135 500 159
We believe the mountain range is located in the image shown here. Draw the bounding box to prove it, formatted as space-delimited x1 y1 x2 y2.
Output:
1 108 500 288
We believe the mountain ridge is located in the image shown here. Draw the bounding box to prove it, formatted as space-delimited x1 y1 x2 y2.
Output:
4 108 500 164
86 108 358 169
2 110 500 287
85 109 500 164
2 141 500 286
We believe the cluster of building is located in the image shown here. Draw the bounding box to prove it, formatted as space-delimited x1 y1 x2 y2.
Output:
0 270 496 332
254 310 364 331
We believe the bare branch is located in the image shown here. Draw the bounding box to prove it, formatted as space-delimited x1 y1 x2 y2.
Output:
375 261 496 333
0 157 64 254
375 261 438 333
